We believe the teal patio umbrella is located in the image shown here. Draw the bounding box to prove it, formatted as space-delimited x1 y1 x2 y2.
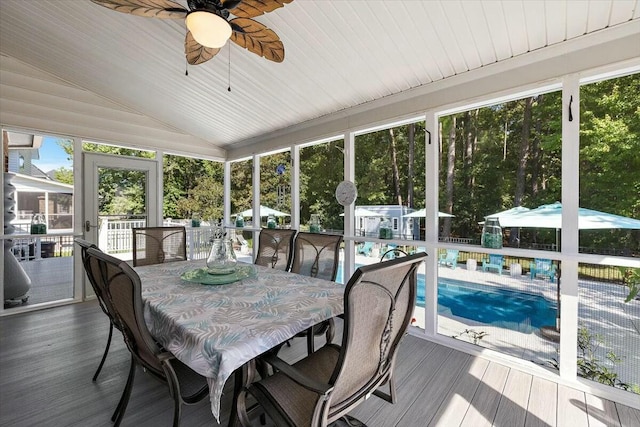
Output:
495 202 640 230
480 206 530 225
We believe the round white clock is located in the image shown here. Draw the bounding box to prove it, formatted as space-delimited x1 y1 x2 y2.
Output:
335 180 358 206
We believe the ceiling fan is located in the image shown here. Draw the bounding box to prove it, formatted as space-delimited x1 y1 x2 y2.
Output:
91 0 293 65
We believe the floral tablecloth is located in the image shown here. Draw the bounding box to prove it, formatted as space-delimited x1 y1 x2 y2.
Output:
135 260 345 423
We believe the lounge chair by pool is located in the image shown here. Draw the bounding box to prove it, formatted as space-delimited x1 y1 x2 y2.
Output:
482 254 503 275
530 258 557 283
438 249 459 269
357 241 374 256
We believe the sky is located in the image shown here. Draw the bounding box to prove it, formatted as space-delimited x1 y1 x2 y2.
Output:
31 136 73 172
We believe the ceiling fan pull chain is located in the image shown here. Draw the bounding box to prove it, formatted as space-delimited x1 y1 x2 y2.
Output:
185 59 189 77
228 44 232 92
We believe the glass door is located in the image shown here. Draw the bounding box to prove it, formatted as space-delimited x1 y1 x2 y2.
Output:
3 131 77 311
83 152 158 272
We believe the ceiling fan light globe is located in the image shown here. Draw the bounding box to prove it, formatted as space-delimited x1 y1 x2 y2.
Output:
186 11 232 49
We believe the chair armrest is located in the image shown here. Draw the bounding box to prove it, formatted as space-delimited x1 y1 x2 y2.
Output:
157 351 175 363
261 353 333 396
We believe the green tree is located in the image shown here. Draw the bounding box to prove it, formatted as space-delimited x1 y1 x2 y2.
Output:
300 139 344 231
580 74 640 252
175 176 224 221
260 152 291 215
163 154 223 219
230 159 253 214
53 167 74 184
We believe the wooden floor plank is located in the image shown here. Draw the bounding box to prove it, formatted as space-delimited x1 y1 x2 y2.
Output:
493 369 533 427
396 350 472 426
426 357 490 427
556 384 588 427
351 344 454 426
585 394 622 427
460 362 510 427
525 376 557 427
347 334 437 424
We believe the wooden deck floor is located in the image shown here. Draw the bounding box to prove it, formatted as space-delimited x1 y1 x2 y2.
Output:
1 301 638 427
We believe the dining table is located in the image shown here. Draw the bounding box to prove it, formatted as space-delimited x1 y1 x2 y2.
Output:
134 259 346 426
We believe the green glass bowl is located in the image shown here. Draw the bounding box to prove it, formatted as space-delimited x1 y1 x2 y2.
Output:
180 265 256 285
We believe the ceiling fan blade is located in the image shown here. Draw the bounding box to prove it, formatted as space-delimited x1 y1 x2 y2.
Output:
91 0 188 19
227 0 293 19
185 31 220 65
230 18 284 62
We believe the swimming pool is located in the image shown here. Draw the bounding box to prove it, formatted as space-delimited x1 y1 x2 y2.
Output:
337 266 557 333
425 279 556 333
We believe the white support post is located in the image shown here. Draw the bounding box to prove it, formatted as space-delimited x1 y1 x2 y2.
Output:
155 150 164 226
73 136 84 300
44 192 50 231
559 75 580 381
223 161 231 225
424 110 439 337
343 131 355 282
252 155 260 261
291 145 300 230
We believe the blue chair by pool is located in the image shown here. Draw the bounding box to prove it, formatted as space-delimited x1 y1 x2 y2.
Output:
530 258 557 283
357 241 374 256
380 244 408 261
380 244 396 260
482 254 503 275
438 249 459 269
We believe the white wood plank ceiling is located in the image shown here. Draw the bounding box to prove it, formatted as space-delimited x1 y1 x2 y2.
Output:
1 1 639 157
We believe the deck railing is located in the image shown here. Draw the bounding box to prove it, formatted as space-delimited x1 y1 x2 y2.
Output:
99 217 223 260
7 219 243 262
8 234 75 261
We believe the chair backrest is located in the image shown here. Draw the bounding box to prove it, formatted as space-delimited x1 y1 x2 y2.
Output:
324 252 427 420
290 232 343 281
75 237 98 275
132 226 187 267
254 229 297 270
535 258 554 273
75 238 116 320
446 249 459 261
85 247 165 378
488 254 503 265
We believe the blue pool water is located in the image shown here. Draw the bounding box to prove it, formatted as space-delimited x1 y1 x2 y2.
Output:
337 266 556 333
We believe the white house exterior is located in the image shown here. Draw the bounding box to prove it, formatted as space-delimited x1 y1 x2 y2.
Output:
356 205 417 240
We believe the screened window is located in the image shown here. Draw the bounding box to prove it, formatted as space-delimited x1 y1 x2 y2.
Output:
300 139 344 233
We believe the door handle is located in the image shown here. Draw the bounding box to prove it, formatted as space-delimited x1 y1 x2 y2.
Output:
85 220 98 232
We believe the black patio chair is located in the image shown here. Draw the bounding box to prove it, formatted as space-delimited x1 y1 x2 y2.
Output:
289 232 344 354
245 252 427 427
290 232 343 281
132 226 187 267
84 247 209 427
254 228 297 271
75 238 120 382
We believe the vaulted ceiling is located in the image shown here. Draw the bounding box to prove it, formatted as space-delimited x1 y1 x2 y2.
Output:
1 1 639 160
